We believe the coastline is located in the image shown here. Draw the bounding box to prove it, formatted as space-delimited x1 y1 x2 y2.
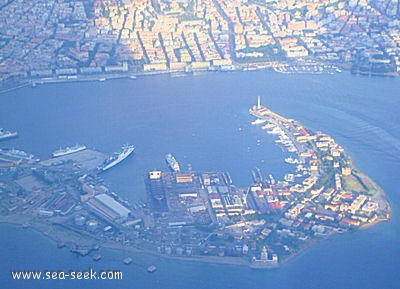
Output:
0 62 341 94
0 63 400 94
0 214 306 269
0 216 253 268
0 202 390 270
2 63 399 96
0 215 322 269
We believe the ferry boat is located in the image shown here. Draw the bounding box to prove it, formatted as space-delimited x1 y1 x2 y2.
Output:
0 148 40 162
0 128 18 141
52 144 86 157
166 153 180 172
100 144 135 171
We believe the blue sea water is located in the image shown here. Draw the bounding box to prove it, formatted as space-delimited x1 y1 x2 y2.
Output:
1 70 400 289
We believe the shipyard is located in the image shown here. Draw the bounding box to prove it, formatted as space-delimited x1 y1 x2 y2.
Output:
0 98 391 269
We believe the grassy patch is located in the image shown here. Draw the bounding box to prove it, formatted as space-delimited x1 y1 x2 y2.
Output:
342 175 365 193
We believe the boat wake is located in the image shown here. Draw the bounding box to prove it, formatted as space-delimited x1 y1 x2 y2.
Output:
311 104 400 162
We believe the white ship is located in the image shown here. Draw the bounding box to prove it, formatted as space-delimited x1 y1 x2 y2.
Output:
52 144 87 157
100 144 135 171
0 128 18 141
166 153 180 172
0 148 40 162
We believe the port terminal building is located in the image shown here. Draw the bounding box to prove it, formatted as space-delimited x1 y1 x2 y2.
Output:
87 193 131 221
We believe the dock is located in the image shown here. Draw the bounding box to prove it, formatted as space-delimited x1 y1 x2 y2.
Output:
70 246 90 256
40 149 107 171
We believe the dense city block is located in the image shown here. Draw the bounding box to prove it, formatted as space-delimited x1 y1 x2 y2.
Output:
1 0 400 84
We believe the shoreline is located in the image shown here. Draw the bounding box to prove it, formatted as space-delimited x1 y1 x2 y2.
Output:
0 209 390 270
0 215 295 269
0 216 253 268
0 63 343 94
2 64 399 96
2 60 400 95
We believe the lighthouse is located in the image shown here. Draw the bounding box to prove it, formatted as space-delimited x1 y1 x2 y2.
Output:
261 246 268 261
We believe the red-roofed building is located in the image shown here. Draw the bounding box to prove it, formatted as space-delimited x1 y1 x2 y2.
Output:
340 218 360 227
277 189 291 196
298 127 309 136
341 192 353 199
269 203 282 210
210 192 219 199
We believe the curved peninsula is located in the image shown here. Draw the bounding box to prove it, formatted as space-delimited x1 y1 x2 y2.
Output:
0 98 391 269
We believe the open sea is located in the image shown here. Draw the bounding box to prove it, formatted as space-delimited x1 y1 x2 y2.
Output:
0 70 400 289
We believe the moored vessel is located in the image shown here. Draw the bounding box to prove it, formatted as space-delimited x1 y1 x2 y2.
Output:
251 118 267 125
52 144 86 157
165 153 180 172
0 148 40 162
284 156 301 164
0 128 18 141
100 144 135 171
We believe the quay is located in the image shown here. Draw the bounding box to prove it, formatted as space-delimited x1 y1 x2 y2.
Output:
40 149 107 171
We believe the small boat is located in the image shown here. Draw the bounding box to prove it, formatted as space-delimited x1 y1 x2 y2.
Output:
147 265 157 273
251 118 267 125
93 254 102 261
123 257 133 265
